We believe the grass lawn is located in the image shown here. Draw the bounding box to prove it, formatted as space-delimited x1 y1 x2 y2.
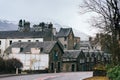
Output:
83 76 109 80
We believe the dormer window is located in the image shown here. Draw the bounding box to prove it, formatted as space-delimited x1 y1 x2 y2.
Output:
28 40 31 42
18 40 21 42
36 40 39 42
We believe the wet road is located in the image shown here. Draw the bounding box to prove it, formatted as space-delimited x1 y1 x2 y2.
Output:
0 72 93 80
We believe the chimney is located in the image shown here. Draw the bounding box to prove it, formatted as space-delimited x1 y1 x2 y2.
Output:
89 37 92 42
24 21 30 32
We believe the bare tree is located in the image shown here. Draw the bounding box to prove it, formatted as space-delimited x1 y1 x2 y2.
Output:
80 0 120 64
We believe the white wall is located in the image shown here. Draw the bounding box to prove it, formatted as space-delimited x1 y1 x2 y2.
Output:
9 53 49 70
31 48 40 54
0 38 43 54
12 48 20 54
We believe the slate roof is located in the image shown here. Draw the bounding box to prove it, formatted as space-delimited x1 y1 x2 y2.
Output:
63 50 81 59
79 41 92 50
56 28 72 37
0 29 52 39
81 50 101 57
5 41 58 54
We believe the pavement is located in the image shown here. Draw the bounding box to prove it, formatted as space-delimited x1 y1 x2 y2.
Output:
0 73 28 78
0 74 17 78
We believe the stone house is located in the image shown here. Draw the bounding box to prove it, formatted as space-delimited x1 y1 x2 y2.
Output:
62 50 111 72
79 50 111 71
62 50 81 72
4 41 63 72
56 28 74 50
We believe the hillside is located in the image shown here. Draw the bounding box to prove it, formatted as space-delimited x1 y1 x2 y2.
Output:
0 20 18 31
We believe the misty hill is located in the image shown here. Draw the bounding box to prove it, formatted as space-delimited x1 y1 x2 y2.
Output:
0 20 89 40
0 20 18 31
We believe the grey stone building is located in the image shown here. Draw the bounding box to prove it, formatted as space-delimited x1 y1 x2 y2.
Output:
62 50 111 72
62 50 81 72
56 28 74 50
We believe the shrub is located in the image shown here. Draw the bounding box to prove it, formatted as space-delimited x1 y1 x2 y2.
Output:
107 65 120 80
5 58 23 73
0 57 5 72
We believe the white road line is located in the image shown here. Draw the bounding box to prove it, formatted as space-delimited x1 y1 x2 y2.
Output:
34 75 58 80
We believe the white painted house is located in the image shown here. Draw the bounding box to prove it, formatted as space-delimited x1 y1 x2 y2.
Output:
4 41 63 71
0 28 54 55
9 54 49 70
0 38 43 55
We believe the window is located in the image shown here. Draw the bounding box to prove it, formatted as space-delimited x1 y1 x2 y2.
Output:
51 63 54 71
80 59 84 63
87 57 89 62
9 40 12 45
64 37 67 41
94 58 96 63
98 55 101 60
58 62 61 71
64 44 67 48
71 64 75 71
91 57 94 62
53 51 58 61
0 41 1 45
36 40 39 42
40 48 43 52
69 33 73 40
0 49 1 54
18 40 21 42
28 40 31 42
20 47 23 52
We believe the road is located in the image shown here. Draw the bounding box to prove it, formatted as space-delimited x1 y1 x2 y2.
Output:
0 72 93 80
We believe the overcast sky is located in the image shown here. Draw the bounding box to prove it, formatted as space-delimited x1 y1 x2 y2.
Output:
0 0 97 36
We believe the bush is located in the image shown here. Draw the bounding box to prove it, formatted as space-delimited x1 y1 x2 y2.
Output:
0 57 5 72
0 57 23 73
5 58 23 73
107 65 120 80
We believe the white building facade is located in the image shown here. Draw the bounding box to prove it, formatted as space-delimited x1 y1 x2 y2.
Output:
0 38 43 55
0 27 54 55
9 53 49 70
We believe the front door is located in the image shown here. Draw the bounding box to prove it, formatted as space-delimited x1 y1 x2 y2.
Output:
57 62 61 72
51 63 54 72
71 64 75 71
